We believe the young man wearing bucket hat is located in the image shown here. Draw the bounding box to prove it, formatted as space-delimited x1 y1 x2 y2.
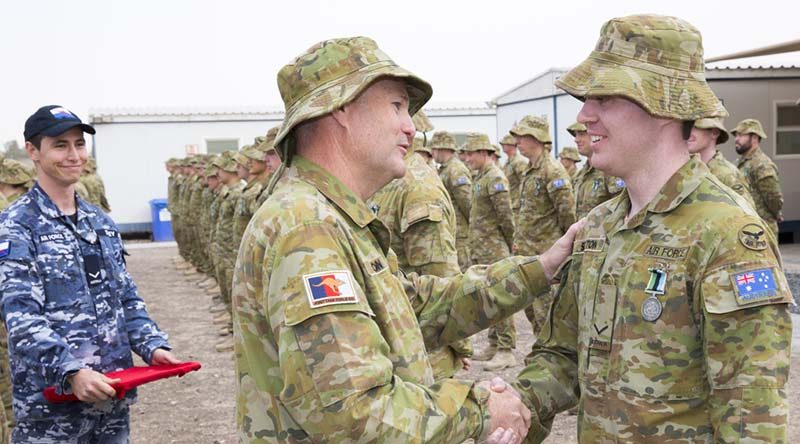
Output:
0 106 178 442
734 118 784 238
509 15 792 443
231 36 582 444
557 147 581 180
687 117 755 207
500 133 529 216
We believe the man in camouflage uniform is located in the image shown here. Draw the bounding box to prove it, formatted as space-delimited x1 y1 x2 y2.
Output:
735 118 784 237
370 136 472 379
0 105 179 442
558 147 581 181
505 15 793 443
461 132 518 369
511 115 576 350
569 121 625 220
500 134 530 218
186 157 209 277
688 117 755 207
431 130 472 271
79 157 112 213
254 126 283 209
233 145 269 248
232 36 581 444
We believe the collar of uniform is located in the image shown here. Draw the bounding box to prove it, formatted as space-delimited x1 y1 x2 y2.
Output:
523 152 544 174
737 147 758 165
293 156 376 228
31 183 92 222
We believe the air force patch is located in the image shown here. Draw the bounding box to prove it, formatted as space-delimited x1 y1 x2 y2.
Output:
303 270 358 308
733 268 777 305
493 183 506 192
552 179 565 189
0 241 9 258
456 176 468 186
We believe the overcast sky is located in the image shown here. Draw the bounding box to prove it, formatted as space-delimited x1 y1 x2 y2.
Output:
2 0 798 147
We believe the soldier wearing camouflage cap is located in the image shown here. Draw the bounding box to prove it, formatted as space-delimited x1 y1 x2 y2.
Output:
688 117 755 207
569 121 626 219
231 36 581 443
733 118 783 237
511 15 793 443
510 115 576 351
557 146 581 180
79 157 111 213
431 130 473 271
500 133 529 215
461 132 518 369
254 125 283 208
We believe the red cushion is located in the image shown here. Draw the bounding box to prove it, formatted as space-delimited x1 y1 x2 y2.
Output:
44 362 202 403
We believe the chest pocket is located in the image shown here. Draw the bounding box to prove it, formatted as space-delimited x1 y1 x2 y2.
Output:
577 247 617 393
611 257 705 398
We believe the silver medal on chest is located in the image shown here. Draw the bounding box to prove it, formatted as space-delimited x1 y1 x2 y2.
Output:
641 296 663 322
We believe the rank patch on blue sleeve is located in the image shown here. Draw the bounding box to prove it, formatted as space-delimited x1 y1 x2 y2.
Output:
0 241 9 258
456 177 468 186
733 268 777 305
615 178 625 188
494 183 506 192
552 179 565 189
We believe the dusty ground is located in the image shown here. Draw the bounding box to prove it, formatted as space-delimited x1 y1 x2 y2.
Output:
127 244 800 443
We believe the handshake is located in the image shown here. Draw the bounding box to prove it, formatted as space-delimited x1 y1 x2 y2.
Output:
478 377 533 444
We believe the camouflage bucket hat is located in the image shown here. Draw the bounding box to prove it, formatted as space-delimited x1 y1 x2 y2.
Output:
731 118 767 139
555 14 728 121
500 134 516 146
242 145 265 161
212 152 238 173
511 115 551 144
412 110 434 133
566 122 587 136
492 144 502 157
204 163 219 177
429 131 457 150
274 36 433 162
412 136 431 155
559 146 581 161
255 125 280 154
0 159 35 185
694 117 729 144
233 151 250 167
462 133 493 153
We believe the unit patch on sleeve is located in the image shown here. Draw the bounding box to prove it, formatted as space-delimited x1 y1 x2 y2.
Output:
738 223 768 251
494 183 506 192
456 176 468 186
552 178 565 189
303 270 358 308
732 268 778 305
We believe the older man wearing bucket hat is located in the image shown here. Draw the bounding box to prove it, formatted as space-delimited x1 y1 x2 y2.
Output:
509 15 792 443
231 36 581 444
734 118 784 238
687 117 755 207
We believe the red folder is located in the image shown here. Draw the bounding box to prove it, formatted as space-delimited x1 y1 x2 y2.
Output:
44 361 202 403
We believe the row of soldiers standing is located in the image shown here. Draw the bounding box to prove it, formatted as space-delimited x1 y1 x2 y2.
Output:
167 126 282 352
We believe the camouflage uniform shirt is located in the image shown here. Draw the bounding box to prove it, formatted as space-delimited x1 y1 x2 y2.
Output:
232 156 554 443
469 162 514 263
503 151 529 212
515 154 576 255
0 184 170 421
573 162 625 220
707 150 754 208
516 157 792 443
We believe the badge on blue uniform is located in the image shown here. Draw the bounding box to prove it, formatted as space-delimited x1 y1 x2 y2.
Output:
456 177 468 186
552 179 565 189
0 241 9 258
733 268 777 305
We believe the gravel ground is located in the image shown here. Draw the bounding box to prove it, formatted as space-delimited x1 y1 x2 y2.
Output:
126 244 800 443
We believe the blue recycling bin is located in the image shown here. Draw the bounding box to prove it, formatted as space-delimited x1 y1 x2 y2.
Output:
149 198 174 242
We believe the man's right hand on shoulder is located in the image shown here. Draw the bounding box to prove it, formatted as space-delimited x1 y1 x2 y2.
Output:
67 368 120 403
539 218 586 282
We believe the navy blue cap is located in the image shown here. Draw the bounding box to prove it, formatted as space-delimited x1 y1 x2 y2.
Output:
24 105 95 141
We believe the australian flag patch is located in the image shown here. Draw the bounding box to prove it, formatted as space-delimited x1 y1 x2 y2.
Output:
733 268 777 305
303 270 358 308
552 179 565 189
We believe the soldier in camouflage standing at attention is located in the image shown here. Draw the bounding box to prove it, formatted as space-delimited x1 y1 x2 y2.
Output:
570 121 625 220
195 157 221 289
462 132 517 369
254 127 282 209
176 157 200 272
734 118 783 238
185 156 209 278
171 158 190 265
233 146 264 247
557 147 581 181
213 152 246 352
370 133 472 379
232 36 584 444
500 133 529 218
510 115 575 350
505 15 794 443
687 117 755 206
431 130 472 271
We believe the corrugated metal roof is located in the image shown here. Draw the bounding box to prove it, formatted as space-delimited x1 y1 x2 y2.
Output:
707 64 800 71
